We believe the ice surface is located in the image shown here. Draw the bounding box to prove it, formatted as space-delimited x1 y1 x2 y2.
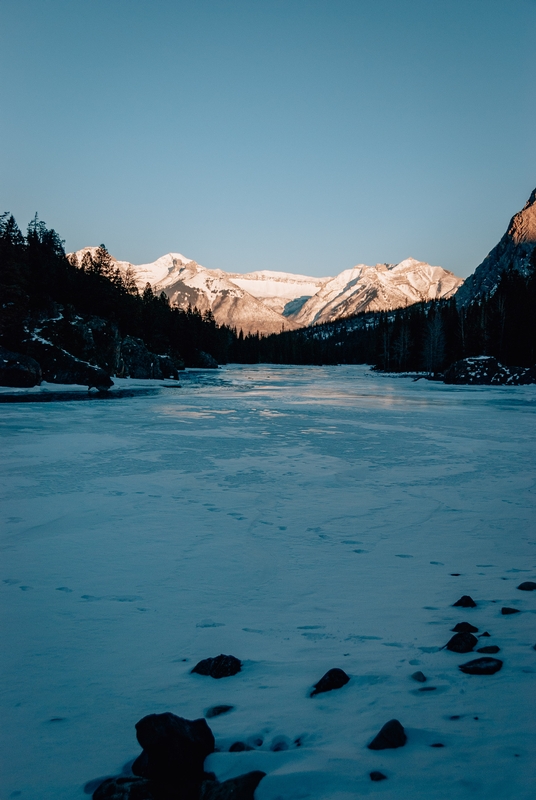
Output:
1 366 535 799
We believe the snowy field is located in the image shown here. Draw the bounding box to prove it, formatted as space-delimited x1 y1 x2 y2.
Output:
1 365 535 800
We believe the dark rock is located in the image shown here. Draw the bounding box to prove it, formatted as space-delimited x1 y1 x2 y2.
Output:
92 777 155 800
418 686 437 692
120 337 162 379
430 743 445 748
270 736 290 752
452 622 478 633
477 645 500 654
411 671 427 683
369 771 387 782
205 705 234 719
459 657 503 675
367 719 407 750
191 654 242 679
443 356 536 386
155 354 181 380
229 742 254 752
0 346 42 387
199 771 266 800
131 751 149 777
453 595 477 608
133 712 215 797
446 632 478 653
501 607 521 615
310 667 350 696
25 339 112 389
517 581 536 591
479 631 491 637
193 350 219 369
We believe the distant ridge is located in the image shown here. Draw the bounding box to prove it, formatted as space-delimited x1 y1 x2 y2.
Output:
71 249 463 335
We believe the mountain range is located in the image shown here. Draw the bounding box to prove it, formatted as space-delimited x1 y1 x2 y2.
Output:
71 250 463 335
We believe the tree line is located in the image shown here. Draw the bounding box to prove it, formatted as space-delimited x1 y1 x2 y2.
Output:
229 258 536 373
0 213 234 366
2 211 534 374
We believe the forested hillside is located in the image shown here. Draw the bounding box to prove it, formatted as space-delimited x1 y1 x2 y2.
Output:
0 214 234 378
1 211 534 387
230 261 536 374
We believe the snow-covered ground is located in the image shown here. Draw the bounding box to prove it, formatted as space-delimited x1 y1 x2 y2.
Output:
1 365 535 800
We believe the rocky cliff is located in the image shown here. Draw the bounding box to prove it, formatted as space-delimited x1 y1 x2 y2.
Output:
456 188 536 306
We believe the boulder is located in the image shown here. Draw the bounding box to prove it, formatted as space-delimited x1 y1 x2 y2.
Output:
191 654 242 679
445 632 478 653
410 671 427 683
459 657 503 675
370 771 387 781
133 712 215 797
229 741 254 752
501 607 521 615
25 339 112 389
443 356 536 386
199 771 266 800
477 645 500 654
92 777 155 800
310 668 350 696
453 595 477 608
367 719 407 750
121 337 161 379
0 346 42 387
517 581 536 591
193 350 219 369
452 622 478 633
205 705 234 719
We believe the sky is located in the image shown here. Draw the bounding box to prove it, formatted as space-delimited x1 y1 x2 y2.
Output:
0 0 535 278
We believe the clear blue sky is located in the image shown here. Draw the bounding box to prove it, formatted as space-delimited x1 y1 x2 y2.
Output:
1 0 534 278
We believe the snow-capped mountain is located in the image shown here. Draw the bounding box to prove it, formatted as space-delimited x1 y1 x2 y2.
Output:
71 249 463 335
456 188 536 306
289 258 462 327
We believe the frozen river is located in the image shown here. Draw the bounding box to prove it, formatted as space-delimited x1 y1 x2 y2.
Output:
1 365 535 799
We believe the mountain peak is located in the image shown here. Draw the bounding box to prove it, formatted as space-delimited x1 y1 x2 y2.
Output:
456 188 536 305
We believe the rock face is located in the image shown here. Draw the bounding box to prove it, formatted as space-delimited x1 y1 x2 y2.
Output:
367 719 407 750
120 337 180 379
199 771 266 800
459 657 503 675
456 188 536 306
0 346 42 387
133 712 215 798
25 339 113 389
443 356 536 386
191 654 242 679
446 632 478 653
310 668 350 696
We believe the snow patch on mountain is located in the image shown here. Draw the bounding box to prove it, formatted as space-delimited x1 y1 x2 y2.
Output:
70 249 463 335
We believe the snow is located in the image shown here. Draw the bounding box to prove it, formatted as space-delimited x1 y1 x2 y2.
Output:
1 365 535 800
